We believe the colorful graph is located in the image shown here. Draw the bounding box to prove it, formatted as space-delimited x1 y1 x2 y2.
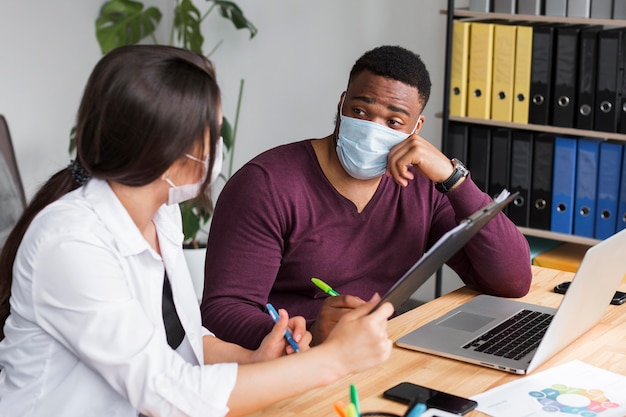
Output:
529 384 620 415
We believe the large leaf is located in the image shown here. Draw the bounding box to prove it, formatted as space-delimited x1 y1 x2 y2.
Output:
180 200 212 244
173 0 204 53
220 117 234 152
180 202 202 243
96 0 162 54
211 0 258 39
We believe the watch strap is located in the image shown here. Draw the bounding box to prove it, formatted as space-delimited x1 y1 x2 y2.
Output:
435 158 468 193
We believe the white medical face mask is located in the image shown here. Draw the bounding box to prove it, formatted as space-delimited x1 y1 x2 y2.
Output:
336 101 420 180
165 137 224 205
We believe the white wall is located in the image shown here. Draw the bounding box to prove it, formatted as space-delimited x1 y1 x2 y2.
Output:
0 0 462 300
209 0 449 171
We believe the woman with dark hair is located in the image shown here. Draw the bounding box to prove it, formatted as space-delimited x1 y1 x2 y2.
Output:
0 45 393 417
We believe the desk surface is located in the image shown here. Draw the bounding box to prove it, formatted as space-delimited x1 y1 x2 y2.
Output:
249 266 626 416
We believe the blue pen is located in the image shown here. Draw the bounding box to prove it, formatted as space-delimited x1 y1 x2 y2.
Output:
405 403 427 417
266 303 300 353
403 392 428 417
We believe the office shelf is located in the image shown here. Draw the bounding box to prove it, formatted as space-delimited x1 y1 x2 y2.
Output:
439 0 626 249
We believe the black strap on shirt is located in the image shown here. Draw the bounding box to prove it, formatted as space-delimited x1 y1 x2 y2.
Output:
162 273 185 349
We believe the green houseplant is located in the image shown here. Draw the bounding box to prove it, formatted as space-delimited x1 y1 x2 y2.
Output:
93 0 257 247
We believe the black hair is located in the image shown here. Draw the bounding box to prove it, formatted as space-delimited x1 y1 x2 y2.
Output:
349 45 431 109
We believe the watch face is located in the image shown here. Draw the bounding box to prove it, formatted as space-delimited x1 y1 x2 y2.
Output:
453 158 469 176
453 158 468 172
436 159 469 193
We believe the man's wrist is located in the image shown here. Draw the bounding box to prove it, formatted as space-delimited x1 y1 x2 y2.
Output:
434 158 469 193
448 174 467 191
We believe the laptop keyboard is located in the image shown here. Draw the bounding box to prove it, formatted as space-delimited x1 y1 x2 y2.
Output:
462 309 554 360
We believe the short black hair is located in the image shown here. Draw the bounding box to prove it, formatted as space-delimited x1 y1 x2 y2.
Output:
349 45 431 109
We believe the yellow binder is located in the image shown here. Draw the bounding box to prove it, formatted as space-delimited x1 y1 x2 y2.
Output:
449 21 471 117
491 24 517 122
467 22 495 119
512 25 534 124
532 243 591 273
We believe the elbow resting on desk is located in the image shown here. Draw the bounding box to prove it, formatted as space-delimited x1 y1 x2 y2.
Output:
460 258 533 299
474 267 532 298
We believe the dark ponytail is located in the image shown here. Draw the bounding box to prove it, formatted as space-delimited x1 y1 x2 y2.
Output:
0 169 79 338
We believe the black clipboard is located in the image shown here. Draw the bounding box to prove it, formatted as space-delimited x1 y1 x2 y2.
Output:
371 190 518 313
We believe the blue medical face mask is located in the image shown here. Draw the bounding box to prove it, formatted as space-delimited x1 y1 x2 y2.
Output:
336 106 420 180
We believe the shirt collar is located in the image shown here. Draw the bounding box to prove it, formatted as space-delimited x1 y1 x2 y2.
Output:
81 178 184 257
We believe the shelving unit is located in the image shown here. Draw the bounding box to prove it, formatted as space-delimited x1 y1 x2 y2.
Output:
440 0 626 247
441 8 626 26
438 113 626 142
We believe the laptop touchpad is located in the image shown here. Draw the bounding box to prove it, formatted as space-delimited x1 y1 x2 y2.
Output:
438 312 495 332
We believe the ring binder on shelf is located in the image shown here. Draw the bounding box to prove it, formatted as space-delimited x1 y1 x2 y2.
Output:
443 3 626 246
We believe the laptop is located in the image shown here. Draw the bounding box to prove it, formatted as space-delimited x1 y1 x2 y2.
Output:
372 189 518 313
396 227 626 374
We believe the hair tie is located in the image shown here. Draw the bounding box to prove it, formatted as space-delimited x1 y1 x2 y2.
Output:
68 159 91 186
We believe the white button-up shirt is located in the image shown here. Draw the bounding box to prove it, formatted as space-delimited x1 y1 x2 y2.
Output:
0 178 237 417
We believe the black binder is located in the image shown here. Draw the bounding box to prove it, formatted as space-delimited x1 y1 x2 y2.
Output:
619 31 626 134
489 128 512 212
552 25 583 128
529 134 555 230
467 126 491 194
508 130 533 227
518 0 543 15
595 28 626 133
529 24 558 125
443 122 468 162
576 26 602 130
493 0 516 13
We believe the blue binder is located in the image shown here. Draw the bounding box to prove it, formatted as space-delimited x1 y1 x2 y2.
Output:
574 138 601 238
595 142 623 239
550 136 578 234
617 150 626 232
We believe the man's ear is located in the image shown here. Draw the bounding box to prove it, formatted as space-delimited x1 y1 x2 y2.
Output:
337 91 346 114
414 114 425 134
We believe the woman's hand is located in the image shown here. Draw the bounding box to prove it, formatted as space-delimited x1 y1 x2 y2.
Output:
252 308 312 362
310 294 367 345
323 294 394 374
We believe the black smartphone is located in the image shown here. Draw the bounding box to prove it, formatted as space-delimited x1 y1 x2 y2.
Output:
383 382 478 415
554 281 626 305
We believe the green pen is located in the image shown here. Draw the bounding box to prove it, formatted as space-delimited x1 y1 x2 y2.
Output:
350 384 361 417
311 277 340 296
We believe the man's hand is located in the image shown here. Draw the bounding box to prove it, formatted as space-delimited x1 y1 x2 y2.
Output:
309 294 371 345
386 134 455 187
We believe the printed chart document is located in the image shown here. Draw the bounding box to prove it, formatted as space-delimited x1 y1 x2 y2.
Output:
471 361 626 417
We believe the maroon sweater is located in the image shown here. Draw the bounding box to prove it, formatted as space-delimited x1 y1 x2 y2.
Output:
201 140 531 349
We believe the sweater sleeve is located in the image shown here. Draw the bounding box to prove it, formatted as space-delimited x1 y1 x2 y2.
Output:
435 176 532 297
201 163 283 349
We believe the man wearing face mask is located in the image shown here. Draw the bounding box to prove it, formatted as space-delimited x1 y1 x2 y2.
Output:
201 45 532 348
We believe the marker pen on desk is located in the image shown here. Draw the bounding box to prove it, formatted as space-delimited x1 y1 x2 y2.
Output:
350 384 361 417
405 403 426 417
265 303 300 353
333 400 347 417
403 393 428 417
345 403 358 417
311 277 340 296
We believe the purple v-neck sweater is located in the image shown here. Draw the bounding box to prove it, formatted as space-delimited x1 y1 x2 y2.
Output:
201 140 531 349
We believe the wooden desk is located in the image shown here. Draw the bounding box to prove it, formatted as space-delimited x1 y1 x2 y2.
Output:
249 266 626 416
